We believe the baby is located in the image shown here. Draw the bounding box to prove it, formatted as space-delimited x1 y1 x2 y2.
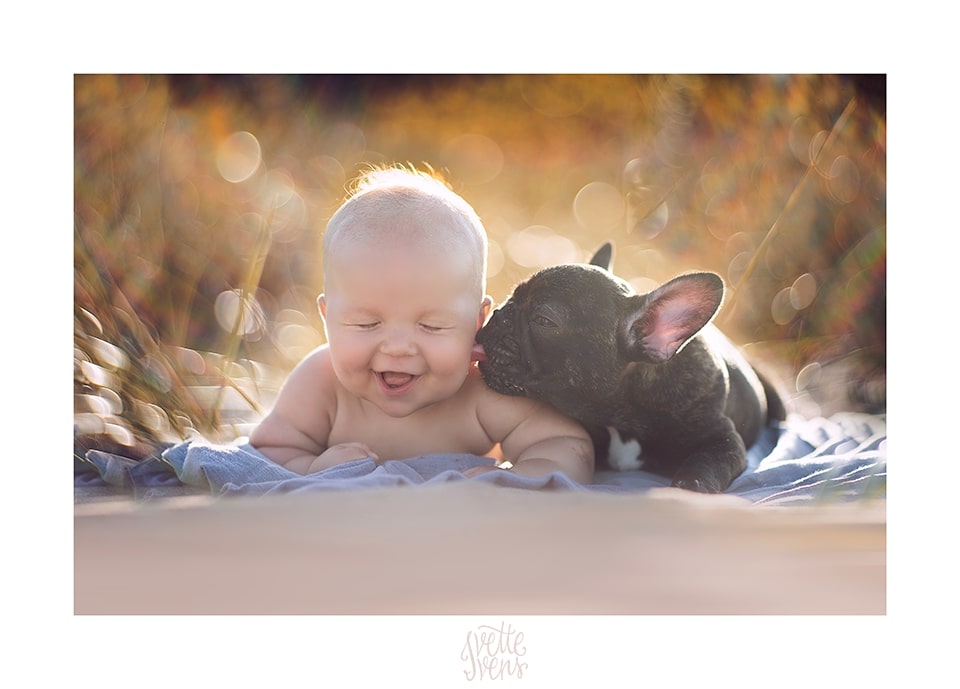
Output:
249 165 594 483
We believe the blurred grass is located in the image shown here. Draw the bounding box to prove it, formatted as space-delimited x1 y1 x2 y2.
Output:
73 74 886 457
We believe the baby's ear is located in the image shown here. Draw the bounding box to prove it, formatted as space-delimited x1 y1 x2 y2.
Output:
477 295 494 328
317 294 327 319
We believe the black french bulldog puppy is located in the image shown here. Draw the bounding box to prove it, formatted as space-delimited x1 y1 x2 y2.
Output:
476 243 785 493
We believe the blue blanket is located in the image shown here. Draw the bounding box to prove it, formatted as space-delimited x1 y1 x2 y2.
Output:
75 412 885 506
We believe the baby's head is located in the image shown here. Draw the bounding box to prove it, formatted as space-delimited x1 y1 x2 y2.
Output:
318 165 493 416
322 165 488 300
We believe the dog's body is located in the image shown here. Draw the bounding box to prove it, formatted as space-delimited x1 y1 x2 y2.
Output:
476 243 785 493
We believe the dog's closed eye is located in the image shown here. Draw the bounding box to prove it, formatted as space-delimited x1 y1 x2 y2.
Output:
532 315 558 329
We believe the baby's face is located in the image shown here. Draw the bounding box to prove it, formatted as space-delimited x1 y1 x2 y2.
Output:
320 239 488 418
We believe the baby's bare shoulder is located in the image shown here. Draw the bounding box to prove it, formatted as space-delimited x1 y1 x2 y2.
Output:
469 368 587 436
468 369 540 431
267 346 338 419
284 345 335 385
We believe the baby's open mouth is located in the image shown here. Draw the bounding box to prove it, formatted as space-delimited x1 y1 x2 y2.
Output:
378 371 416 389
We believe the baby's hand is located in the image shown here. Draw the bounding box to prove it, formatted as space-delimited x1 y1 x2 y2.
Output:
306 443 379 473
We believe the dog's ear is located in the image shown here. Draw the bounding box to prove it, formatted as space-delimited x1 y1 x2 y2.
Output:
588 242 613 271
621 273 724 363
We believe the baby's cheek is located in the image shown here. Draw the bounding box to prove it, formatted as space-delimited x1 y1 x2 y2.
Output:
432 337 475 368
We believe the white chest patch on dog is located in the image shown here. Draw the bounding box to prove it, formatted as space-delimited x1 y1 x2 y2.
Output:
606 426 643 471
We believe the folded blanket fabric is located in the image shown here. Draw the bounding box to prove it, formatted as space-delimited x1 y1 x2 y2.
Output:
75 412 886 505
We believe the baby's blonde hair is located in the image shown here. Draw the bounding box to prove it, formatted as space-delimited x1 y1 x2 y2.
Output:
322 165 488 296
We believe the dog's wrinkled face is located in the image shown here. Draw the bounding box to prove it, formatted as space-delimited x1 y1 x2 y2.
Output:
476 263 635 418
475 252 724 425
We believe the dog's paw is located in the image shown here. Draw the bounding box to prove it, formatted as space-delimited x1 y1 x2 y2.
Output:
671 476 723 494
606 426 643 471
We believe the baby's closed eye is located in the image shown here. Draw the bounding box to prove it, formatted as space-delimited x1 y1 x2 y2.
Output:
419 322 454 333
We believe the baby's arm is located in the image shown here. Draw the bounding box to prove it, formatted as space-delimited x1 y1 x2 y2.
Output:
478 390 594 483
249 347 375 474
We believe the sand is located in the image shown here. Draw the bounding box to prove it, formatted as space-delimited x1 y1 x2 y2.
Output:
74 483 884 615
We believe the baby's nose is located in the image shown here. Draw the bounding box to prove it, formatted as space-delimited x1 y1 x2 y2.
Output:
379 326 417 356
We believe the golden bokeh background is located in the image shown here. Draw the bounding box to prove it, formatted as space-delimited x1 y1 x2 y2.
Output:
74 74 885 453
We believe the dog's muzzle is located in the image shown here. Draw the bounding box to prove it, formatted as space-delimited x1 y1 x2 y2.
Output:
476 308 529 396
477 335 528 395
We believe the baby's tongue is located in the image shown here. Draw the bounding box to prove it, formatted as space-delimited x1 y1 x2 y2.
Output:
382 371 414 387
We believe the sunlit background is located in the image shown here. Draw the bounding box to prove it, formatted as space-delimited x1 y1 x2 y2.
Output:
74 74 886 455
